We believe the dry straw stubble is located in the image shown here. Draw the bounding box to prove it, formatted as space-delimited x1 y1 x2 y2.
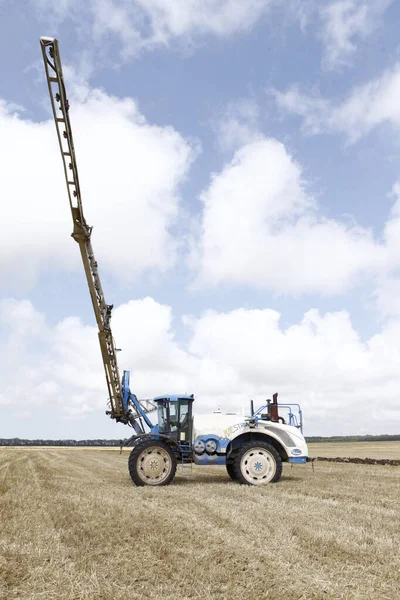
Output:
0 445 399 600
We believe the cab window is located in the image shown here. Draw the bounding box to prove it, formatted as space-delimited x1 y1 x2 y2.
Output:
178 400 189 429
169 402 178 432
157 400 169 433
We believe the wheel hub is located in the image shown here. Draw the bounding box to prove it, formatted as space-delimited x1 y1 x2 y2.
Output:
138 447 172 485
240 447 276 484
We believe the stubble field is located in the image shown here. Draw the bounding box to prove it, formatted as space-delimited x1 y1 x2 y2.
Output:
0 444 399 600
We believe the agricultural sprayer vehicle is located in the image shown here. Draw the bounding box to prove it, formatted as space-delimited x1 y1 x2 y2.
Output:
40 37 308 487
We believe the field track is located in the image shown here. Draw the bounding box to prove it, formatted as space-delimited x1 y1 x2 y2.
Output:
0 445 399 600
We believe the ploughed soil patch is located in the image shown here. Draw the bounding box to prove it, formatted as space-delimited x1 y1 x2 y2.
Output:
313 456 400 466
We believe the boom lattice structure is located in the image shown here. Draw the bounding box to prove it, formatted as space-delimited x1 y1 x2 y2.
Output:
40 37 138 423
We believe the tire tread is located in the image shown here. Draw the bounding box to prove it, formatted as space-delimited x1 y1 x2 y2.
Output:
128 439 177 487
234 440 282 485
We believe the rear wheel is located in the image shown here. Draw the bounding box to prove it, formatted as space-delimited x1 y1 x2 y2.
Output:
234 441 282 485
129 440 177 487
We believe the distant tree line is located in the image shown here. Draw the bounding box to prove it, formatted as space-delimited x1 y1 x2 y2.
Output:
0 438 122 446
1 434 400 446
305 434 400 443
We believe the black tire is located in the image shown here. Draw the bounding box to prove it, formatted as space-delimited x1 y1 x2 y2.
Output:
226 453 238 480
128 440 177 487
234 441 282 485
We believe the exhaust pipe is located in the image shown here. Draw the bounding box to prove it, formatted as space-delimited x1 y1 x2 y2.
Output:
269 393 279 422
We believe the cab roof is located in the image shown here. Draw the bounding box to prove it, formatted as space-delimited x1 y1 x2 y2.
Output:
153 394 194 402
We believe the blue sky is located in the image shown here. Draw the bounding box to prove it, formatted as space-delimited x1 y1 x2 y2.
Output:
1 0 400 438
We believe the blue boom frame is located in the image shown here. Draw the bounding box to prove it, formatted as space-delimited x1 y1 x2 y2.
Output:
122 370 153 430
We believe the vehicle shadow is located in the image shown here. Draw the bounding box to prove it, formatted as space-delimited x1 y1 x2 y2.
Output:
173 475 235 485
280 475 303 482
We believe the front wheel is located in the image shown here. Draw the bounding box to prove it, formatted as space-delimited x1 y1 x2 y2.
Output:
128 440 177 487
226 455 238 480
234 441 282 485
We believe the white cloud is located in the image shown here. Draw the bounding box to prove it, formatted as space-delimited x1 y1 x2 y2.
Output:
283 0 392 70
215 98 262 153
374 184 400 319
2 297 400 436
0 78 193 290
192 137 388 294
374 278 400 319
30 0 391 68
273 63 400 141
319 0 392 70
124 0 272 48
272 86 333 135
32 0 273 57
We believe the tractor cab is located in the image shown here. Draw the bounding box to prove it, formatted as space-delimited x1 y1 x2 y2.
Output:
153 395 194 444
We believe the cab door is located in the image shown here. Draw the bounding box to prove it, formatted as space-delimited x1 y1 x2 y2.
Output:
177 399 193 443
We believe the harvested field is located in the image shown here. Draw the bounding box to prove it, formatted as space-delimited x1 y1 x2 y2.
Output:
0 446 399 600
308 441 400 459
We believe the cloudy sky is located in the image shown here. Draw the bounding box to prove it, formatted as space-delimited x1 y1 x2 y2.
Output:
1 0 400 439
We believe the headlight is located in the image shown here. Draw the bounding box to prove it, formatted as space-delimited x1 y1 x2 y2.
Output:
205 439 217 455
194 440 205 455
